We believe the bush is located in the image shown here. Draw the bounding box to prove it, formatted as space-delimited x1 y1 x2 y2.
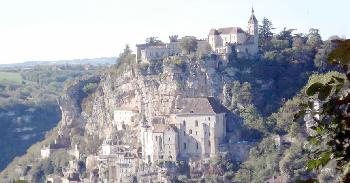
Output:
82 83 97 93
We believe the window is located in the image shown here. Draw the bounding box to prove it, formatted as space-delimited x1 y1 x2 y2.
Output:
195 120 198 127
183 120 186 126
209 132 211 136
208 140 211 147
184 143 187 150
189 129 192 134
184 131 186 136
196 143 199 149
195 131 198 135
168 137 171 141
208 117 211 121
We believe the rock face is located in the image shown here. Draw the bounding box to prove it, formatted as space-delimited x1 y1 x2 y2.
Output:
57 76 101 141
50 57 244 161
81 59 227 140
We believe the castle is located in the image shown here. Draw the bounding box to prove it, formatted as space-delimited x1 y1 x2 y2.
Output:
136 8 259 63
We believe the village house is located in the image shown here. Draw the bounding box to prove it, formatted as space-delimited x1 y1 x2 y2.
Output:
98 138 139 182
113 107 138 130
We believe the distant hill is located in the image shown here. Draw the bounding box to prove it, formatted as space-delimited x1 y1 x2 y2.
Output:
0 57 116 68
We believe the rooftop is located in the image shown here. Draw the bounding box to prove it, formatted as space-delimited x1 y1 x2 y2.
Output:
177 97 230 115
209 27 245 35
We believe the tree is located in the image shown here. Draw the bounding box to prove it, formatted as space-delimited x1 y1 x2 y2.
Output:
295 39 350 182
145 37 162 45
306 28 323 49
259 18 274 50
276 27 296 47
179 36 198 54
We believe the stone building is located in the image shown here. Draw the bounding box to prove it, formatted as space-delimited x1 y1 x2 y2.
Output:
174 97 228 159
98 139 139 182
136 36 182 64
140 97 229 163
113 108 138 130
208 8 258 57
140 118 179 163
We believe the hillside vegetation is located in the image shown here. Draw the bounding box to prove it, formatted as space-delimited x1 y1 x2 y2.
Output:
0 64 101 171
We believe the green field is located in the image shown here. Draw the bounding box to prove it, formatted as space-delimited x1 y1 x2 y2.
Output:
0 71 23 83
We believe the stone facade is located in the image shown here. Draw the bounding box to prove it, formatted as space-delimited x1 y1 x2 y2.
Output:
98 139 139 182
208 9 258 57
140 97 228 163
113 108 138 130
174 97 227 159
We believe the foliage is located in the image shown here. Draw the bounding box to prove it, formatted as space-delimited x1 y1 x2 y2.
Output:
234 137 282 183
258 17 274 50
0 71 23 83
295 39 350 182
82 82 98 93
179 36 198 54
0 64 99 174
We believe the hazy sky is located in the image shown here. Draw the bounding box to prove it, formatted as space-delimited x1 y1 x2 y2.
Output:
0 0 349 64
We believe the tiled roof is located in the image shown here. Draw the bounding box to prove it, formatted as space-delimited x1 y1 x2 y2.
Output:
178 97 230 114
152 124 178 133
209 27 245 35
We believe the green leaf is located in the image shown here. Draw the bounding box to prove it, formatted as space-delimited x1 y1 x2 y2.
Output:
320 151 331 166
332 76 345 84
335 84 344 94
307 83 324 96
318 84 332 101
309 137 321 145
307 159 321 171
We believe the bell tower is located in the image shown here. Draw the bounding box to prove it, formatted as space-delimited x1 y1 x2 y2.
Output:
248 7 258 44
248 8 258 35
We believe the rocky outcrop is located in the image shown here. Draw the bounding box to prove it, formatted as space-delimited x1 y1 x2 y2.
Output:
57 76 101 140
83 59 228 139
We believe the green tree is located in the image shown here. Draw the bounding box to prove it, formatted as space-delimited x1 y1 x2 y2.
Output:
259 18 274 50
179 36 198 54
295 39 350 182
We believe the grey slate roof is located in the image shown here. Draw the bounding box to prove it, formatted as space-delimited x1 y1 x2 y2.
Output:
178 97 230 114
209 27 245 35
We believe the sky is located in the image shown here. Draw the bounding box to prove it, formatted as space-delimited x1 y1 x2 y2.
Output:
0 0 349 64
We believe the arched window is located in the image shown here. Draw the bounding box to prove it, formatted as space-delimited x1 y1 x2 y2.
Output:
189 129 192 134
183 120 186 126
196 143 199 150
195 120 198 127
184 143 187 150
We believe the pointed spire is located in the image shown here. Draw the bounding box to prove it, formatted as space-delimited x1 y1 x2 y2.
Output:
251 5 254 14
